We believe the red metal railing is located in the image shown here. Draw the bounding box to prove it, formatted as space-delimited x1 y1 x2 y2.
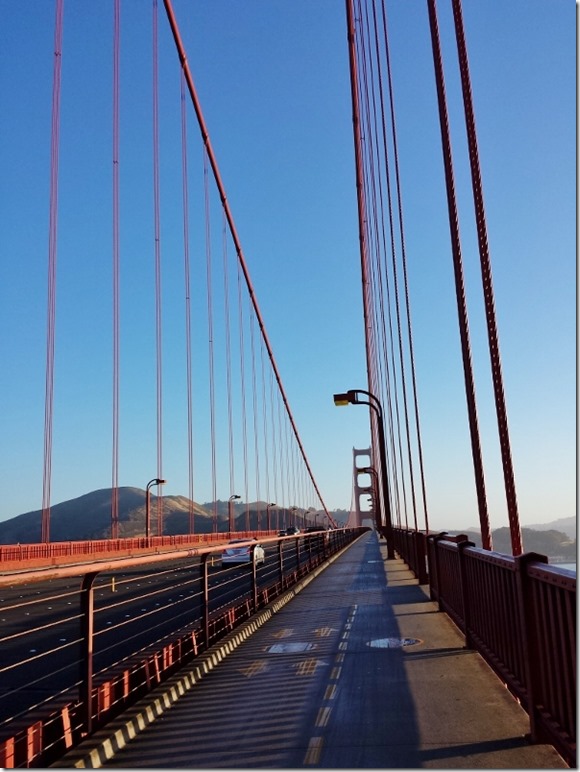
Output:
0 531 268 571
394 527 576 766
0 528 362 768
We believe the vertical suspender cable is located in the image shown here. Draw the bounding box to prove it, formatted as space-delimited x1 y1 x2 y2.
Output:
427 0 492 550
162 0 335 526
152 0 164 535
249 312 261 527
223 215 236 506
261 341 271 510
203 149 218 533
346 0 393 536
42 0 64 544
237 263 250 531
111 0 121 540
360 0 407 529
181 72 195 533
451 0 521 555
369 0 416 531
269 368 279 513
380 0 430 534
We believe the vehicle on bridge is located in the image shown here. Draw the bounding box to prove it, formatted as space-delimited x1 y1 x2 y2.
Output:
221 538 265 566
285 526 300 536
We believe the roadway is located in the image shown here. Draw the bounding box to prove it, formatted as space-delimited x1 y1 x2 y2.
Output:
58 531 567 769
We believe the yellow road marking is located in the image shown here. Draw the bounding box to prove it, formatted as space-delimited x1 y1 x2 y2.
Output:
239 660 267 677
270 628 293 639
296 658 320 676
324 684 337 700
330 666 342 680
304 736 323 765
315 706 332 727
313 626 335 637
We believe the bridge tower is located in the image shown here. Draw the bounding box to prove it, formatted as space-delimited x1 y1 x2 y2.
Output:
351 447 376 529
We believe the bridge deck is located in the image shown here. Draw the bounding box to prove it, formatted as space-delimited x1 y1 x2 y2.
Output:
58 531 567 769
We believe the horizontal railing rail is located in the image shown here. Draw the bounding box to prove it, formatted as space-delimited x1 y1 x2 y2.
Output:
0 531 273 570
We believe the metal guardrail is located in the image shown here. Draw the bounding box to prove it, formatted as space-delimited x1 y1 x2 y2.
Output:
0 528 363 768
0 532 263 571
394 527 576 767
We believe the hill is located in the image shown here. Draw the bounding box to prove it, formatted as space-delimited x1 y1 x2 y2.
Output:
0 488 214 544
465 526 576 563
0 489 341 544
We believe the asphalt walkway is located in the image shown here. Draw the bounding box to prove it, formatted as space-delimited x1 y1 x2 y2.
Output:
57 531 567 769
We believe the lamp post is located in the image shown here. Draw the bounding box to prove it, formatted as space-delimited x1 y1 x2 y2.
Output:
291 506 297 528
228 494 241 533
333 389 394 558
266 502 276 532
145 478 166 542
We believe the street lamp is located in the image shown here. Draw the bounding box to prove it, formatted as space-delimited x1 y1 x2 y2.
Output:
333 388 394 558
291 506 298 527
266 502 276 532
145 478 166 542
228 494 241 533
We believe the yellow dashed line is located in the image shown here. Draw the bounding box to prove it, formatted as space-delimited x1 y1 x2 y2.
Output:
324 684 337 700
304 736 324 765
315 706 332 727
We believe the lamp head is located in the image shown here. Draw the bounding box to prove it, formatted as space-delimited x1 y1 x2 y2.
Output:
333 392 351 406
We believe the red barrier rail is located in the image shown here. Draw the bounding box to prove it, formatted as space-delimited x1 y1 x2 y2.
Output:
394 527 576 766
0 531 269 571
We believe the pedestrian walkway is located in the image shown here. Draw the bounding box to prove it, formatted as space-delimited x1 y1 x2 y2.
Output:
58 531 567 768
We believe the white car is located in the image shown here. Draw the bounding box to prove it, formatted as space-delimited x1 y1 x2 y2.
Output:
221 538 265 567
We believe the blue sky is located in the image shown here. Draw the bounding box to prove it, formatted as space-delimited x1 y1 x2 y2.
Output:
0 1 575 535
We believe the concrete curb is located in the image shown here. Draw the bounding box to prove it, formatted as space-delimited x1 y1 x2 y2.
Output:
55 538 361 768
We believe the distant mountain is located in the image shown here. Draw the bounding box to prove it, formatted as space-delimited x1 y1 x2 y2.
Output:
0 491 348 545
465 517 576 541
523 516 576 540
464 526 576 562
0 487 214 545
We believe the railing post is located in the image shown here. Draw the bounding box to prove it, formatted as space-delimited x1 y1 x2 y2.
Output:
514 551 549 745
278 539 284 590
456 539 475 647
415 531 429 585
80 571 99 737
250 545 258 612
430 532 448 606
201 553 211 649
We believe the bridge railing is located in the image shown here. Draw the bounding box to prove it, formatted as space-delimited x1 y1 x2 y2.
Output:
0 528 365 768
394 527 576 767
0 532 270 571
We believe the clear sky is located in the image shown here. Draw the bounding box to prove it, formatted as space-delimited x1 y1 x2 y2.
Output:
0 1 575 535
